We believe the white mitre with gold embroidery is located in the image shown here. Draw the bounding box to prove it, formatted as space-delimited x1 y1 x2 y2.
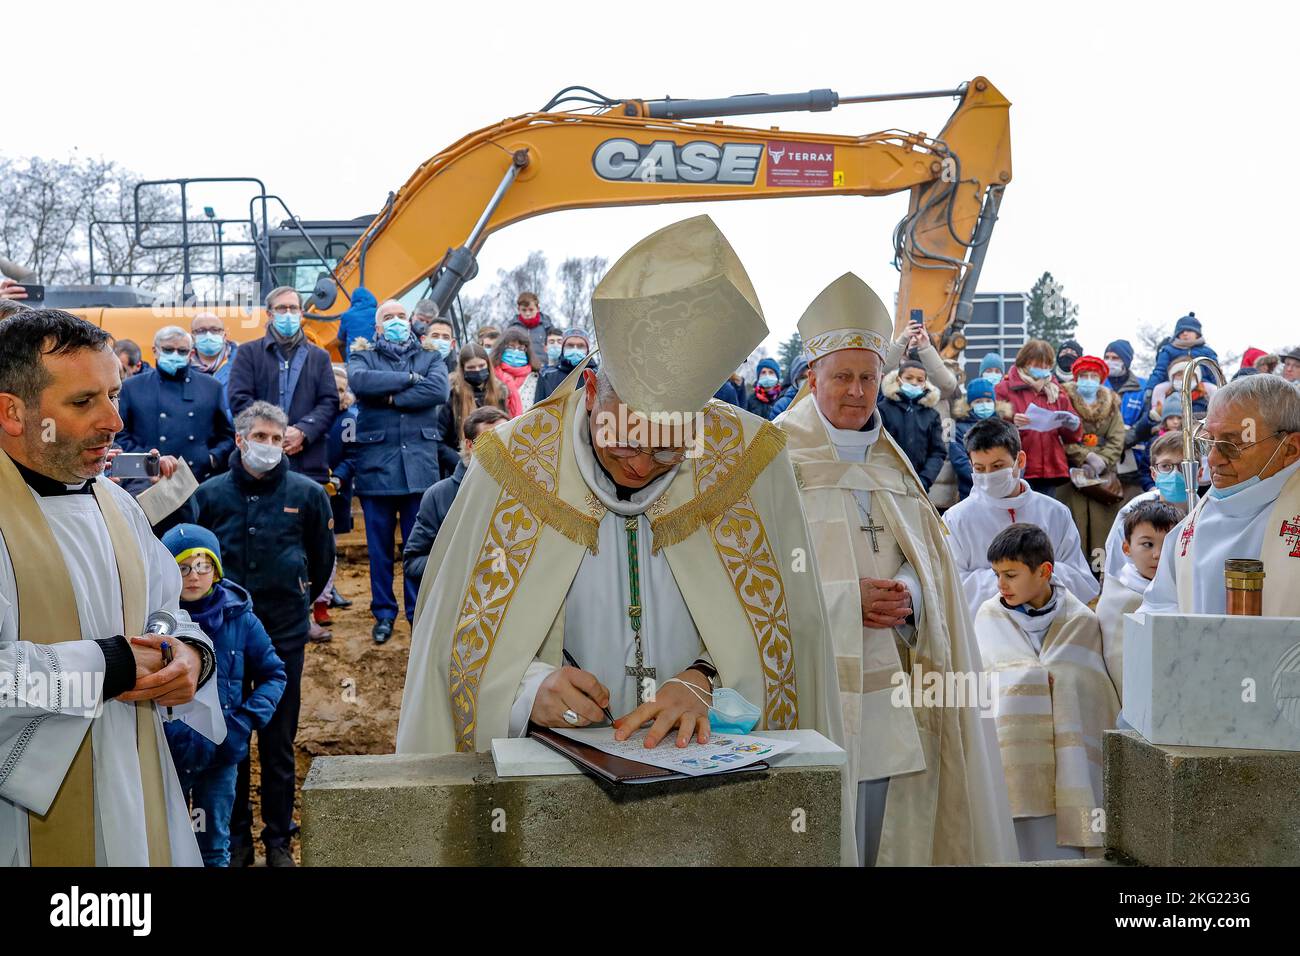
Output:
797 271 892 363
593 214 767 420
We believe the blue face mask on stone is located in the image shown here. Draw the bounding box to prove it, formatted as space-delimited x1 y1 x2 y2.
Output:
758 373 778 388
1075 378 1101 401
502 348 530 368
900 382 926 400
383 318 410 343
972 400 996 419
546 344 562 362
194 332 225 357
157 350 189 375
563 348 587 366
707 686 762 735
272 312 301 337
1154 468 1188 504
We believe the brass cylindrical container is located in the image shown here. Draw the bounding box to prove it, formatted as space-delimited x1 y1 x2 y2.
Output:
1224 558 1265 616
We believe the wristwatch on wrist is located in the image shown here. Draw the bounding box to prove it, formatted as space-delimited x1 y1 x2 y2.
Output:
686 659 718 687
178 637 217 689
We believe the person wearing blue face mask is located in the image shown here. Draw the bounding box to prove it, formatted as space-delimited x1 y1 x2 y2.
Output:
1140 376 1300 616
115 326 235 484
980 352 1006 387
534 327 593 404
745 356 785 421
1101 430 1191 581
346 299 451 644
878 360 947 491
998 340 1083 497
227 286 340 486
189 312 238 416
490 327 539 417
1061 355 1128 567
950 376 1008 500
543 327 564 367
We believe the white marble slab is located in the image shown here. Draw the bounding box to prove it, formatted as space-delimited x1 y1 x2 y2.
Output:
491 729 845 778
1124 611 1300 751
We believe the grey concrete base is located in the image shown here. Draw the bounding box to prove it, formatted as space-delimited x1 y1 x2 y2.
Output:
1104 729 1300 866
302 752 840 866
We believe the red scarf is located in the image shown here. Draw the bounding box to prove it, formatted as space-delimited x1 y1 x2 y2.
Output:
516 312 542 329
754 383 783 405
494 363 532 417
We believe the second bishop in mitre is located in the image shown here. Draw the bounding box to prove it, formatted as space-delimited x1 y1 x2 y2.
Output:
778 273 1017 866
398 217 849 858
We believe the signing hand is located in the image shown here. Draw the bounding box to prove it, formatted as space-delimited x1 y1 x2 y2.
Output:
530 666 610 728
282 426 305 456
613 668 712 748
119 635 200 706
860 576 913 629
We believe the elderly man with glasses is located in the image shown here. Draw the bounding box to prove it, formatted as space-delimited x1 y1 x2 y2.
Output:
1141 374 1300 615
116 325 235 483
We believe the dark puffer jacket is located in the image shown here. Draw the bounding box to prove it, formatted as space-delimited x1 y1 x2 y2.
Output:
877 370 947 490
163 579 286 772
191 450 336 651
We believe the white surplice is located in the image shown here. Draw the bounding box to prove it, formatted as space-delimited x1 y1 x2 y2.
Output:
508 405 708 733
944 480 1100 617
1101 489 1160 580
1141 458 1300 614
0 477 224 866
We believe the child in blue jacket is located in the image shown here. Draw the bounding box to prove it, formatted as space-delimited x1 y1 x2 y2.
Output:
161 524 286 867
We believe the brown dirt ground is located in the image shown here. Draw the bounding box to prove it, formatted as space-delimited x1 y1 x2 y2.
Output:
246 529 411 865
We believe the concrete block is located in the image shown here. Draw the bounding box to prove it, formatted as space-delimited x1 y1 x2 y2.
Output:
302 751 841 866
1104 729 1300 866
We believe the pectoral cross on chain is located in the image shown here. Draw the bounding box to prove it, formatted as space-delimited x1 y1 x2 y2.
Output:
624 516 656 705
860 514 885 553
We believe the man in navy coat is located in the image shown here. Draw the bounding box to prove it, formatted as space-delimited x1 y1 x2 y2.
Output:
346 299 450 643
116 325 235 481
227 286 340 483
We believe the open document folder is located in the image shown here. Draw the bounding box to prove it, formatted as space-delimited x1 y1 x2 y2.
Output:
525 724 797 785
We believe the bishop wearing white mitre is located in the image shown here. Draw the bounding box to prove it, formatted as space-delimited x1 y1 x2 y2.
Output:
398 216 853 860
778 273 1017 865
0 309 223 866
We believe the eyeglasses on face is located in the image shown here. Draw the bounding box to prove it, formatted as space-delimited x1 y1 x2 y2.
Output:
270 304 302 315
1192 424 1284 461
601 441 687 465
178 560 214 577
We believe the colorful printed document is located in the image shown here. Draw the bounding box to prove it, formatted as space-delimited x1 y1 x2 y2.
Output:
550 726 797 777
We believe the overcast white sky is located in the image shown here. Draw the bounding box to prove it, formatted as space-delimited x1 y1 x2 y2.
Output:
13 0 1297 365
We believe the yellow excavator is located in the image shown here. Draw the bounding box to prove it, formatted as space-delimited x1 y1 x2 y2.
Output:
66 77 1011 357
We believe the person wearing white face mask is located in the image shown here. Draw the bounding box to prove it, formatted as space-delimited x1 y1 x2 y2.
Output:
190 400 335 867
944 416 1101 619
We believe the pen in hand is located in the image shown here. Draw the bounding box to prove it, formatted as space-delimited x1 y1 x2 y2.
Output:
561 649 616 724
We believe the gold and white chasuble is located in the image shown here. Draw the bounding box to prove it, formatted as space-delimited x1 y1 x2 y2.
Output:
397 376 850 855
779 393 1017 865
